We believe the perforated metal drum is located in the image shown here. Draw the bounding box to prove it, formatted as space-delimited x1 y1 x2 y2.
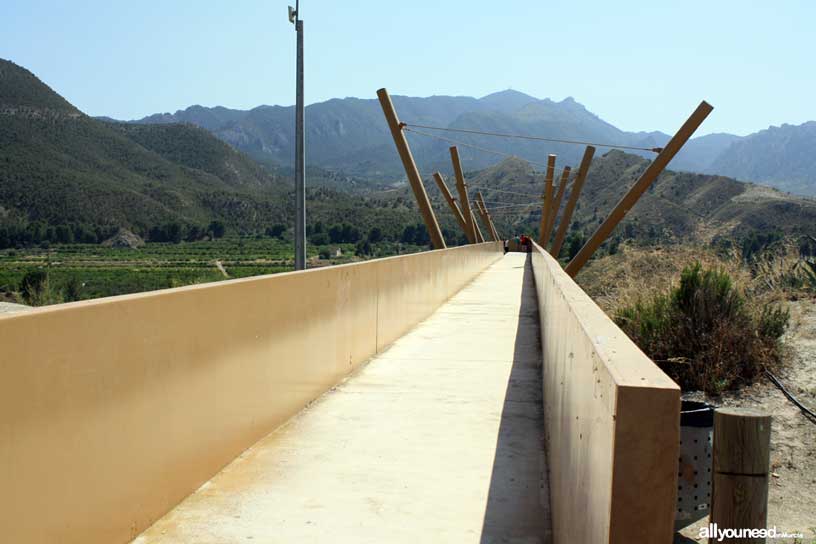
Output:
676 400 715 531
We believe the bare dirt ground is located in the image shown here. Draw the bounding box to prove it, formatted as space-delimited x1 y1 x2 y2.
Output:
677 300 816 543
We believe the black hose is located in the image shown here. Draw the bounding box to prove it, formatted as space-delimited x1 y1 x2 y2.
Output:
766 370 816 424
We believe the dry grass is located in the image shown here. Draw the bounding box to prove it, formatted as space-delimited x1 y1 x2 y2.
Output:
577 241 815 315
577 240 815 394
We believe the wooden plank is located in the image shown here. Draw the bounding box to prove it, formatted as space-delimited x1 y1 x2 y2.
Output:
450 146 477 244
433 172 469 239
377 88 446 249
550 146 595 257
542 166 571 250
537 155 556 246
565 101 713 276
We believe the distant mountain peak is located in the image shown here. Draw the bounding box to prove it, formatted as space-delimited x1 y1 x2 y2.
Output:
480 89 538 101
0 58 79 114
478 89 539 112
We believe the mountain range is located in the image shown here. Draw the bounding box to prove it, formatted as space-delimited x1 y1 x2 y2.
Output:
2 57 815 253
0 59 424 242
126 91 816 196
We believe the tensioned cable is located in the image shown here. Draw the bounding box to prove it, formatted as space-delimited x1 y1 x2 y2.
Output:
404 127 552 170
468 186 544 198
476 202 540 209
402 122 664 153
475 202 541 210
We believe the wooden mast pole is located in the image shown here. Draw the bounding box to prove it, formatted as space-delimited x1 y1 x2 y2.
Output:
537 154 556 246
550 146 595 257
450 146 477 244
475 192 498 241
432 172 470 240
377 88 446 249
565 101 713 277
543 166 571 249
470 209 485 242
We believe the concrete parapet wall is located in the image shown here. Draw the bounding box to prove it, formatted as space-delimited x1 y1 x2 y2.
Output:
530 243 681 543
0 242 502 544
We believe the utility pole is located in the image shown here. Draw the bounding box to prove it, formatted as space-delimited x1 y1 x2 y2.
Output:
289 2 306 270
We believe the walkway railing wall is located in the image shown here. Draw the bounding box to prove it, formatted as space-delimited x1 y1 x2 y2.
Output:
530 242 681 543
0 242 502 544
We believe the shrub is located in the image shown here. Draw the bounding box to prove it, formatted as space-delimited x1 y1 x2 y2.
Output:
266 224 286 239
208 221 226 239
19 269 62 306
615 262 788 394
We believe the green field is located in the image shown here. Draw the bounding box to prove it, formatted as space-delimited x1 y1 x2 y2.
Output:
0 236 426 305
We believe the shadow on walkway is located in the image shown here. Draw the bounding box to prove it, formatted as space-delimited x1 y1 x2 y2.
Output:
479 254 551 544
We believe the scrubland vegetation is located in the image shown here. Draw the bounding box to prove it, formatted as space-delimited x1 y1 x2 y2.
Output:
578 236 816 394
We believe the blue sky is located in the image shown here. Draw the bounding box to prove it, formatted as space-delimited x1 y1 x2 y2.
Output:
3 0 813 136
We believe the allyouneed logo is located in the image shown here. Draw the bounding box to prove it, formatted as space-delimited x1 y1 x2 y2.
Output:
699 523 804 541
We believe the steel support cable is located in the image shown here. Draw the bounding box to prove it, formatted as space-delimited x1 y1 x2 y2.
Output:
467 186 545 198
476 202 540 210
404 127 552 170
402 122 664 153
473 197 542 205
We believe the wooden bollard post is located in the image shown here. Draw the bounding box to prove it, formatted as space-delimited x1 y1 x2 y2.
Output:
710 408 771 543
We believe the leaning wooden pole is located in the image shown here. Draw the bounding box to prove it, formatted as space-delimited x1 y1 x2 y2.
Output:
483 201 501 241
475 192 497 241
479 195 501 241
377 88 446 249
432 172 469 239
470 209 485 242
450 146 477 244
537 154 556 246
551 146 595 257
543 166 571 249
564 101 713 276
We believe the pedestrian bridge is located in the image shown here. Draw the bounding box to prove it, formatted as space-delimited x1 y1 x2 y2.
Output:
1 242 680 543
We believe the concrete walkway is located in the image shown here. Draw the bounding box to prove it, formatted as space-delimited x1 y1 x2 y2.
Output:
134 253 550 544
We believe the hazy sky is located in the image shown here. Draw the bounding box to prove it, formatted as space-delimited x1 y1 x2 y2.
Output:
3 1 813 136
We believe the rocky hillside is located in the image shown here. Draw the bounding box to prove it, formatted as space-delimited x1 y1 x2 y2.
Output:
708 122 816 196
436 152 816 252
0 59 435 245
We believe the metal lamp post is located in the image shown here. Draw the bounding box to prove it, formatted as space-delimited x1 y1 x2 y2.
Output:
289 1 306 270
